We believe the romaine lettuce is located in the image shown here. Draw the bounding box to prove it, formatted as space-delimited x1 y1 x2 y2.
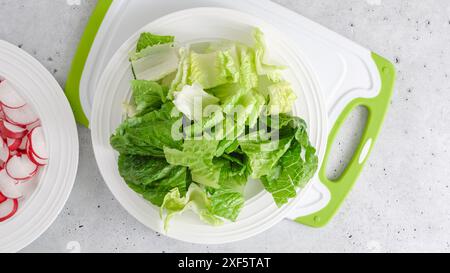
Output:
110 102 182 157
160 183 223 230
131 80 167 116
136 32 175 53
110 29 319 229
131 43 179 81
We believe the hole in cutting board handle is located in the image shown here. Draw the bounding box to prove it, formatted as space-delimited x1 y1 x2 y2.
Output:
325 106 368 181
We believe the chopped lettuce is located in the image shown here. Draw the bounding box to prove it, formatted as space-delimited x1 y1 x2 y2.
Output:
253 28 285 82
267 81 297 115
110 102 182 157
238 45 259 90
118 154 188 206
169 47 190 99
110 29 319 229
260 115 318 206
173 83 220 121
161 184 223 230
131 80 166 116
131 43 179 81
164 140 222 188
189 48 239 89
208 158 247 221
239 134 294 178
136 32 175 53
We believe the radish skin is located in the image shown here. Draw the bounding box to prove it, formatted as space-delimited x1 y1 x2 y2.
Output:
0 169 23 199
0 198 19 222
5 154 38 181
0 81 26 109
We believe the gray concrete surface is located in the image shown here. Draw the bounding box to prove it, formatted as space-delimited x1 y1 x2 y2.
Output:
0 0 449 252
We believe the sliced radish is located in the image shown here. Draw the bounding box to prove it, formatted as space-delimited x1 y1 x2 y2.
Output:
0 192 6 204
0 138 9 165
0 120 27 139
5 154 38 181
7 137 21 151
0 81 26 109
3 104 39 126
26 120 41 131
28 126 47 159
27 145 47 166
0 198 19 222
0 169 23 199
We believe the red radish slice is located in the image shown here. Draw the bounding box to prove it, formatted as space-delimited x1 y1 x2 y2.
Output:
0 81 26 109
0 120 27 139
27 145 47 166
0 192 6 204
28 127 47 160
0 198 19 222
0 138 9 164
26 120 41 132
7 137 21 151
0 169 23 199
5 154 38 181
3 104 39 126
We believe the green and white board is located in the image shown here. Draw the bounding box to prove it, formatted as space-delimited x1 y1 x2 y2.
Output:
66 0 395 228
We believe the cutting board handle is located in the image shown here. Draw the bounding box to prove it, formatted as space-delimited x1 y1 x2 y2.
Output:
65 0 114 127
294 53 395 227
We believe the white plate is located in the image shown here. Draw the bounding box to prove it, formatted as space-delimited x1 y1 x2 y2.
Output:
0 40 79 252
91 8 327 244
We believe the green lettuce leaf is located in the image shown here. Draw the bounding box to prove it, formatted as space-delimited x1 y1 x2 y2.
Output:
169 47 190 99
173 83 220 121
131 80 167 116
164 139 222 188
136 32 175 53
160 183 223 230
208 158 248 221
253 28 285 82
260 115 318 207
239 134 294 178
238 45 258 90
267 82 297 115
110 103 182 157
118 154 188 206
131 43 179 81
189 47 240 89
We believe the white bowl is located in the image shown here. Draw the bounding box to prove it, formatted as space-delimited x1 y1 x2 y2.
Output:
0 40 79 252
91 7 327 244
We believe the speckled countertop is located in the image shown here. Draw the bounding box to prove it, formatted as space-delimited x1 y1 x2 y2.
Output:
0 0 449 253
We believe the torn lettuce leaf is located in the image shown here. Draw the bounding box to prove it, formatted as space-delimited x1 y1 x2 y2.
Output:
239 134 294 178
110 103 182 157
253 28 285 82
131 80 167 116
189 48 240 89
267 81 297 115
118 154 188 206
169 47 191 99
160 183 223 231
131 43 179 81
136 32 175 53
238 45 259 90
208 158 247 221
260 115 318 207
164 139 222 188
173 83 220 121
